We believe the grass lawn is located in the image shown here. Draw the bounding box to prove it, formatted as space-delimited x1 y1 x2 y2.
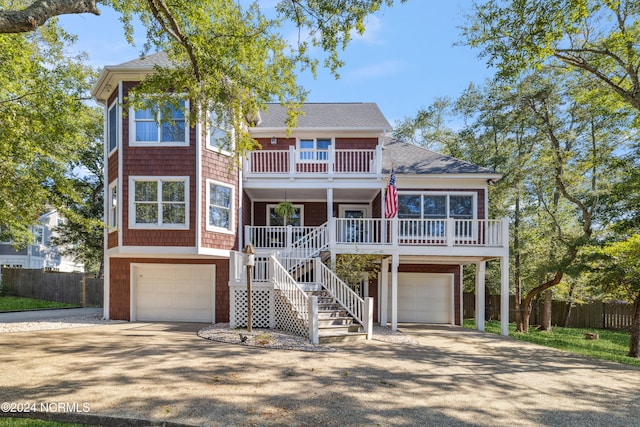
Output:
464 319 640 368
0 296 77 312
0 418 91 427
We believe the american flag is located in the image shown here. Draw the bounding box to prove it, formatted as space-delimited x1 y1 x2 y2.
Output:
385 168 398 219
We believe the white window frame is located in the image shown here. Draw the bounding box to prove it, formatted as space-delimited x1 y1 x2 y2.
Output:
206 110 235 155
128 176 190 230
397 192 477 220
129 98 190 147
108 180 118 230
266 204 304 226
32 226 44 245
297 138 332 163
206 179 235 234
107 99 118 155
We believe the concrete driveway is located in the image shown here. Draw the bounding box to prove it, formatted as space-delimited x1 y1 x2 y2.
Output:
0 322 638 426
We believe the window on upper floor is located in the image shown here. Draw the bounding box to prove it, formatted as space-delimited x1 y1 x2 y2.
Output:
129 177 189 229
206 180 234 233
207 110 234 154
107 100 118 154
129 99 189 146
398 193 475 220
298 138 332 161
108 181 118 230
32 226 44 245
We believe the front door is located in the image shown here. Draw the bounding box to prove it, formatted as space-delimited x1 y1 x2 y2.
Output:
339 205 368 243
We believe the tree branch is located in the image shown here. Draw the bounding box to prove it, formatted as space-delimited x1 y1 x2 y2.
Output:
0 0 101 34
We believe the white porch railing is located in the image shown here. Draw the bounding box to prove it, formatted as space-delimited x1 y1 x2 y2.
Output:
244 145 382 177
317 259 363 324
246 225 322 249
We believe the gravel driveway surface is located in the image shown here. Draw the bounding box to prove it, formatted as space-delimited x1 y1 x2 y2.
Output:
0 320 638 426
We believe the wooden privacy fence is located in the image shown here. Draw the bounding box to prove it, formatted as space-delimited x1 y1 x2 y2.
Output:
463 292 633 330
1 268 103 307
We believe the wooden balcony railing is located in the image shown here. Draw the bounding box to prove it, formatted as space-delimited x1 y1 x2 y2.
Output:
245 218 509 252
243 145 382 178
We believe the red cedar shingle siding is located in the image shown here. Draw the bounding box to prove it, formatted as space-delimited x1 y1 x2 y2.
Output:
200 149 239 251
109 258 230 322
107 232 118 249
242 192 251 230
108 152 118 183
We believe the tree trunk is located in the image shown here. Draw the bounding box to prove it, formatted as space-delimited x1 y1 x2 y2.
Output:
539 288 552 332
629 295 640 358
563 282 576 327
520 270 564 333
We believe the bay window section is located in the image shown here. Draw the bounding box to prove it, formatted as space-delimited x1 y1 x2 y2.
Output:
130 177 189 229
207 110 233 154
107 101 118 153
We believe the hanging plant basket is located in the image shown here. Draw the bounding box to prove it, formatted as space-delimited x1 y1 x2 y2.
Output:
274 201 296 222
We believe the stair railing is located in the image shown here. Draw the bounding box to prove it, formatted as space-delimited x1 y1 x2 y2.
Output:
316 258 364 324
279 222 329 260
269 254 310 324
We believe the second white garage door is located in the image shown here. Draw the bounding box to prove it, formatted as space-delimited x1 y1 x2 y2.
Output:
133 264 215 322
388 273 453 323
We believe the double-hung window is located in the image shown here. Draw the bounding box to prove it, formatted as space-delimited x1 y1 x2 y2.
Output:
206 180 234 233
130 177 189 229
107 100 118 154
108 181 118 229
130 99 189 146
298 138 331 161
32 226 44 245
207 110 233 154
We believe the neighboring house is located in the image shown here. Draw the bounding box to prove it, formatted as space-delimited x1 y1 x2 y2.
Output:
92 53 510 342
0 210 85 275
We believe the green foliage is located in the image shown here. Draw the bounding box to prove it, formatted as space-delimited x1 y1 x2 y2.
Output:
332 253 380 291
0 13 98 245
463 0 640 114
464 320 640 367
0 296 77 311
274 201 297 223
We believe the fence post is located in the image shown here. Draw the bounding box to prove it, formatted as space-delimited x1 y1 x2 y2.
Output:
82 276 87 307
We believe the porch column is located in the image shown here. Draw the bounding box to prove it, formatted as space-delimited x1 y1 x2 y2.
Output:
380 257 389 326
475 261 486 332
500 256 510 336
391 253 399 331
326 187 333 226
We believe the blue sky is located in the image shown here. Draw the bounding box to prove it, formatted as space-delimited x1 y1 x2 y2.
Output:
59 1 493 126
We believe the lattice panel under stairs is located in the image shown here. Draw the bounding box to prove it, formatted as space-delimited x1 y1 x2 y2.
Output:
274 290 308 339
230 288 273 329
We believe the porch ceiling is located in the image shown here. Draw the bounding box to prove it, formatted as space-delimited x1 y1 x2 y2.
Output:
244 187 379 203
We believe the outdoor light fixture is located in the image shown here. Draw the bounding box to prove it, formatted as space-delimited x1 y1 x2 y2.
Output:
271 136 277 145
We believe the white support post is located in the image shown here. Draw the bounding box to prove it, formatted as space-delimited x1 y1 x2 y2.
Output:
289 145 295 178
391 217 399 246
286 225 293 249
391 253 399 331
309 295 319 344
244 225 251 247
328 145 335 178
327 187 333 241
501 218 509 248
380 258 389 326
446 218 455 246
476 261 486 332
314 257 321 285
364 297 374 340
328 217 336 247
375 144 383 176
500 256 510 336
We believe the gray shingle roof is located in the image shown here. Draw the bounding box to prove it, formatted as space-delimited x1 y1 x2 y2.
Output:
255 103 391 130
113 51 173 69
382 139 499 176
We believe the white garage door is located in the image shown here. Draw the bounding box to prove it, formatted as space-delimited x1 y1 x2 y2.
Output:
133 264 215 322
388 273 453 323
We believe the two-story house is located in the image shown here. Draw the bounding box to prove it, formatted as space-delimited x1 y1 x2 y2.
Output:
92 53 510 342
0 210 84 279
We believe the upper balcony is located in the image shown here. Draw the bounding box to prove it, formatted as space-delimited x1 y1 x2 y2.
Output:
243 146 382 179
